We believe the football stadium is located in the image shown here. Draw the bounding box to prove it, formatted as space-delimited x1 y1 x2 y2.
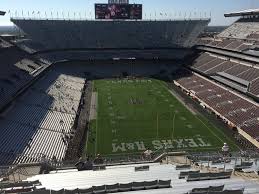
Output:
1 0 259 193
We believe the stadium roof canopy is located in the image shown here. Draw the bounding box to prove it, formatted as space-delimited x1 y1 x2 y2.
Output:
224 8 259 17
0 11 6 16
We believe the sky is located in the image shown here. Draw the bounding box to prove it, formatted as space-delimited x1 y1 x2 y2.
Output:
0 0 258 26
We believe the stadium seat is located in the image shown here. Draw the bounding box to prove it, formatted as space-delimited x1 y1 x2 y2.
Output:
132 181 145 191
144 180 158 190
191 185 224 193
20 190 49 194
119 183 132 192
179 170 200 179
135 165 149 171
92 185 105 193
64 189 78 194
158 180 171 188
49 189 65 194
105 183 119 193
221 189 244 194
175 164 191 170
78 187 93 194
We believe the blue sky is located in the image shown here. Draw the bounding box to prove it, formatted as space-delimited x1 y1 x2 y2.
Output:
0 0 258 26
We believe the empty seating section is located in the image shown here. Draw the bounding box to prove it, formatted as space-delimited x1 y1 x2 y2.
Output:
3 180 171 194
12 19 210 50
224 64 250 76
14 59 42 72
211 39 233 48
0 47 47 110
176 73 259 140
197 58 225 72
0 65 85 165
205 61 236 74
236 43 252 51
14 39 47 54
0 121 35 165
219 19 259 39
192 53 214 68
247 33 259 40
198 18 259 55
250 78 259 96
0 38 13 48
191 53 239 76
191 52 259 96
235 67 259 82
198 38 254 52
224 40 244 50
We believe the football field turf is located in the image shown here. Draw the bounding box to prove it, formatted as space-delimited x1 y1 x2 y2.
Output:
86 79 238 156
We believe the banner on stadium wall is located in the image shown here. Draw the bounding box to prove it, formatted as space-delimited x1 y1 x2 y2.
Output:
95 4 142 20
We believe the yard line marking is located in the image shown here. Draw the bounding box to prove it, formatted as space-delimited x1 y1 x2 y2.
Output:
156 112 159 139
195 115 241 150
156 79 240 150
195 115 224 144
171 112 176 140
95 89 98 156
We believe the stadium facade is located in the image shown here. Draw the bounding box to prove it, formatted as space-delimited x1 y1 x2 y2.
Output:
11 19 210 51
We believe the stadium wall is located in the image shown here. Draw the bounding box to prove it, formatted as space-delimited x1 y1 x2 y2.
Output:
11 19 210 50
53 59 182 78
35 48 194 62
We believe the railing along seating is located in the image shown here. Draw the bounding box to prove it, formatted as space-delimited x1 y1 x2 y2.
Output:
187 171 232 182
179 170 200 179
135 165 149 171
234 161 253 170
175 164 191 170
17 179 171 194
190 185 224 193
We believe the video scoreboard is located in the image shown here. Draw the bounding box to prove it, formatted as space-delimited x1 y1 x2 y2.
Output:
95 4 142 20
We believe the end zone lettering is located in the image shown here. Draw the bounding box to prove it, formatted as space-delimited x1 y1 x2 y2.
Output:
112 137 211 153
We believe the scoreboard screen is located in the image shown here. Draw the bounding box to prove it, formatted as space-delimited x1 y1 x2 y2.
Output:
95 4 142 20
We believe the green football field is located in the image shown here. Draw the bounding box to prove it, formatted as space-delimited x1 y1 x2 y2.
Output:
86 78 239 156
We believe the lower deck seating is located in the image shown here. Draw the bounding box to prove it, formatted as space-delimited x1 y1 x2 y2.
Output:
175 73 259 144
0 65 85 165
